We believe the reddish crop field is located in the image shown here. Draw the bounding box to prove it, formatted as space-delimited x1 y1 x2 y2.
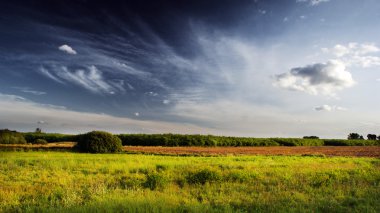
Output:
123 146 380 157
1 143 379 157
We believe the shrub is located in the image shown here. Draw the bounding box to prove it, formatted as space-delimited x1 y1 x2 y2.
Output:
33 139 48 145
186 169 222 185
143 172 168 190
75 131 122 153
0 129 27 144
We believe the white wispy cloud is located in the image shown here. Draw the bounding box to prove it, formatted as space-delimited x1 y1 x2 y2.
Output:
58 66 114 94
13 87 47 95
58 44 77 55
314 104 347 111
273 60 355 96
40 65 125 94
39 67 65 83
296 0 330 6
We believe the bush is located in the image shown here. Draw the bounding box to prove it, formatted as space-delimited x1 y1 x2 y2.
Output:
33 139 48 145
75 131 122 153
186 169 222 185
143 172 168 190
0 129 27 144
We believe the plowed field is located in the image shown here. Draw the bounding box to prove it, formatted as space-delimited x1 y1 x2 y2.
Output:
123 146 380 157
1 143 379 157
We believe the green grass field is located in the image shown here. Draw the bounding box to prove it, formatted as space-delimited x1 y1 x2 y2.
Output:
1 152 379 212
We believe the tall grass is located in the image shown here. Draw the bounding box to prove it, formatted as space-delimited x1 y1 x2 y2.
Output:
0 152 379 212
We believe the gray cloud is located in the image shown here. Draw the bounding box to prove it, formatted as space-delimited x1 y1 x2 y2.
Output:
274 60 355 96
314 105 347 111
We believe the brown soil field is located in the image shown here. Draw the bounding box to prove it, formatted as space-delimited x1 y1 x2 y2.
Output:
123 146 380 157
1 143 379 157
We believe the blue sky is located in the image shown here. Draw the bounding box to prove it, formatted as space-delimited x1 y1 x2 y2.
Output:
1 0 380 138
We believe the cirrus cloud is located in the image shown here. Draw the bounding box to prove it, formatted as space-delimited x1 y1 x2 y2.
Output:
274 60 355 96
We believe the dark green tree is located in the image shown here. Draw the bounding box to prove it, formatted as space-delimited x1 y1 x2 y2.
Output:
348 133 361 140
367 134 377 140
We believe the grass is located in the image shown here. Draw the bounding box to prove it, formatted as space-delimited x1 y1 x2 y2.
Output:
0 152 379 212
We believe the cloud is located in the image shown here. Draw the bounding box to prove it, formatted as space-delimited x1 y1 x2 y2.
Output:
40 65 126 94
37 120 46 124
163 99 170 105
0 93 214 134
274 60 355 96
13 87 46 95
39 67 65 83
58 66 116 94
314 105 347 111
322 43 380 68
296 0 330 6
58 44 77 55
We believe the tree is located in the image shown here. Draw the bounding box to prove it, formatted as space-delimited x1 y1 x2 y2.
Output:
367 134 377 140
303 136 319 139
35 128 42 133
348 133 360 140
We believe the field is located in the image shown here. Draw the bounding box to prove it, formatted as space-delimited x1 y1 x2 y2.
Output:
1 143 379 157
123 146 380 157
1 151 380 212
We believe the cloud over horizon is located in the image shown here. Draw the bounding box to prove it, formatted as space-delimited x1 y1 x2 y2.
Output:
274 60 356 96
314 104 347 111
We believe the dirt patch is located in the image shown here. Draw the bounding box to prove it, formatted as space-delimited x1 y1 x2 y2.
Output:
123 146 380 157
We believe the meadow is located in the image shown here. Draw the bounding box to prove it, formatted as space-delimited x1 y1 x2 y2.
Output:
1 151 379 212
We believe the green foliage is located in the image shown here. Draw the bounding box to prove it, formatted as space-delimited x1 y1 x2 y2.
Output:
23 132 77 143
32 139 48 145
186 169 222 185
143 172 168 190
75 131 122 153
0 129 27 144
303 136 319 139
323 139 380 146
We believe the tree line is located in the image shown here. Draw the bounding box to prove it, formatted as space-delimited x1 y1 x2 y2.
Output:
347 133 380 140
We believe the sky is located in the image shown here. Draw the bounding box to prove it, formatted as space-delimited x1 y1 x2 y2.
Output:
1 0 380 138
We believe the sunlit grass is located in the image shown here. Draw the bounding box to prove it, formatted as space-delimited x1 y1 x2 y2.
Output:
0 152 379 212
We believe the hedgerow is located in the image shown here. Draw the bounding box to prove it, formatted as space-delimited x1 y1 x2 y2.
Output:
0 129 27 144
